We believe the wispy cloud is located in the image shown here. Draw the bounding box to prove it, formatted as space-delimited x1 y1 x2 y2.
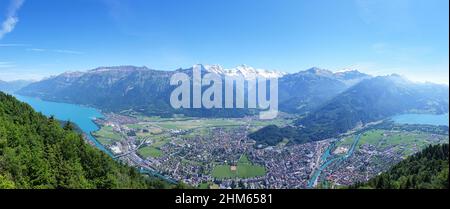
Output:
26 48 46 52
0 61 15 68
26 48 84 55
53 49 84 55
0 43 28 47
0 0 25 39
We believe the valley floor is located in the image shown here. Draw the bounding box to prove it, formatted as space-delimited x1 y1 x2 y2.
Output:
92 113 449 189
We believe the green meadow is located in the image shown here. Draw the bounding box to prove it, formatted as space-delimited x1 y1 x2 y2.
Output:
92 125 123 145
137 146 163 158
211 155 266 179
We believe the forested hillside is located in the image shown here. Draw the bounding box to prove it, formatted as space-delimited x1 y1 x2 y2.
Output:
295 75 448 141
250 75 449 145
0 92 171 189
351 144 449 189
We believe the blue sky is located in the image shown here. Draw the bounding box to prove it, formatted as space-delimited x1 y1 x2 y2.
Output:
0 0 448 83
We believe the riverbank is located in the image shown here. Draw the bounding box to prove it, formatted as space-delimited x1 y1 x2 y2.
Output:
307 134 361 188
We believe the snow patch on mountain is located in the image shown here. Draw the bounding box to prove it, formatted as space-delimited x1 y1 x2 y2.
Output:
201 64 286 79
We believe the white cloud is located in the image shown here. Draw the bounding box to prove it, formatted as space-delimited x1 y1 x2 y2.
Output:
0 0 25 39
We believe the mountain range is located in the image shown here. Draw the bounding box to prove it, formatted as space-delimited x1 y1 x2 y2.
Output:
296 74 448 138
16 65 371 116
250 74 449 145
0 80 33 93
14 65 449 145
199 64 287 79
278 67 371 114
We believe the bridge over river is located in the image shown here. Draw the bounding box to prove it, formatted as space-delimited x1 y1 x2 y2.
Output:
307 134 361 188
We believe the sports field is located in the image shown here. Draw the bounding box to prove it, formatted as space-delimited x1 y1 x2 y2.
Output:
211 155 266 179
137 146 163 158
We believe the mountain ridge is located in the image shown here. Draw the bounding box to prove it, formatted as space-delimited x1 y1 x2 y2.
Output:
16 65 447 128
17 65 372 117
250 74 449 145
0 80 33 93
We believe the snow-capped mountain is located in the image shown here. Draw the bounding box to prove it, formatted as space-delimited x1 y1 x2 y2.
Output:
201 64 286 79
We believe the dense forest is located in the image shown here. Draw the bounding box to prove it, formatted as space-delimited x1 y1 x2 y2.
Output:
0 92 174 189
248 125 303 146
350 144 449 189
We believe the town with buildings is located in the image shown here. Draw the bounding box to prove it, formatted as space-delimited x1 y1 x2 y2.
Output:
92 113 449 189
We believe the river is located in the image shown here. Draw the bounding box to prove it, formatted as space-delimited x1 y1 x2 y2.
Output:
306 112 449 188
307 134 361 188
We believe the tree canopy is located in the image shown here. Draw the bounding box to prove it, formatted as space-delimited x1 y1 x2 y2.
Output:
350 143 449 189
0 92 171 189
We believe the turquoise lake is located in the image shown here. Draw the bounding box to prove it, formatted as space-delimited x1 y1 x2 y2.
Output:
392 113 449 126
14 94 112 155
13 94 176 182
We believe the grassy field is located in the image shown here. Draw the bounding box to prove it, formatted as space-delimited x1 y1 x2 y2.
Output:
123 116 294 143
92 125 123 145
361 130 430 150
211 154 266 179
126 123 163 136
198 181 220 189
212 165 236 178
136 133 172 148
127 113 293 132
155 118 246 130
198 182 210 189
337 136 355 147
358 130 385 147
335 129 448 157
137 146 163 158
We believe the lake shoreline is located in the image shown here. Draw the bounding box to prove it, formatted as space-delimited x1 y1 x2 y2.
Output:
13 94 114 156
391 113 449 126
